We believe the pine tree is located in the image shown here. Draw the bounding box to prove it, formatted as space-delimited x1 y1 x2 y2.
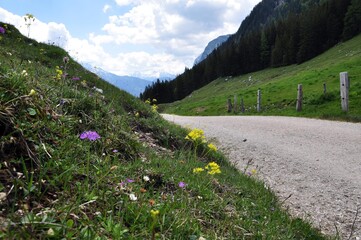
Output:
343 0 361 40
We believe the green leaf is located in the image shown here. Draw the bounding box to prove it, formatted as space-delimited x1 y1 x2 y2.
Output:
27 108 36 116
66 219 74 228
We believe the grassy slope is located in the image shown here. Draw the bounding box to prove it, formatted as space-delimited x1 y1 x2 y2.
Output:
163 34 361 121
0 23 329 239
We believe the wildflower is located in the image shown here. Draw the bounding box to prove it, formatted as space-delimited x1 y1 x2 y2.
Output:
145 99 151 104
152 99 157 103
150 209 160 219
208 143 217 151
129 193 137 201
205 162 221 175
149 199 155 206
28 89 36 96
178 181 187 188
251 169 257 175
152 104 158 113
0 27 5 34
79 131 101 141
55 66 63 80
185 128 205 142
193 167 204 173
21 70 28 76
143 176 150 182
126 178 135 183
135 112 140 118
63 56 69 64
47 228 55 236
72 77 80 81
112 149 118 153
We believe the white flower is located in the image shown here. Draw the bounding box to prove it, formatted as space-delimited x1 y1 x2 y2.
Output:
21 70 28 76
143 176 150 182
129 193 137 201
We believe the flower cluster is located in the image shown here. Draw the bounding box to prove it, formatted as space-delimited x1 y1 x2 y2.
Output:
79 131 101 141
0 26 5 34
193 162 221 175
205 162 221 175
185 128 205 142
55 66 63 80
207 143 217 152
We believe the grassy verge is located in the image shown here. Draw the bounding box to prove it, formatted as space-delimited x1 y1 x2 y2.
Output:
0 22 331 239
162 34 361 122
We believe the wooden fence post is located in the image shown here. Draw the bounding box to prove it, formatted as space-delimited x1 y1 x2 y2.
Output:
296 84 303 112
240 98 245 113
340 72 349 112
233 95 238 113
227 98 233 113
257 89 261 112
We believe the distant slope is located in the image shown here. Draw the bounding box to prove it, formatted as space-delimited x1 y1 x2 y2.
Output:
142 0 357 104
162 33 361 121
83 63 151 97
194 35 231 65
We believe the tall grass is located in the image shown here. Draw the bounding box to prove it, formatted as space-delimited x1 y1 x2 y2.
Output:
0 22 331 239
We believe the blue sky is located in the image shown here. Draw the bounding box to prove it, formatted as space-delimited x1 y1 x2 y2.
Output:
0 0 261 79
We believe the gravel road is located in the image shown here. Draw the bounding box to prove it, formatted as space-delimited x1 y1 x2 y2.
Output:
162 114 361 239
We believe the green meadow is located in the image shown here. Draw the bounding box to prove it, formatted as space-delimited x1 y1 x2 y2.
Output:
163 34 361 122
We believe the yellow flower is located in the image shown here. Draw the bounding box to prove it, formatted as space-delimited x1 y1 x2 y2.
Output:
193 167 204 173
152 104 158 113
251 169 257 175
145 99 151 104
150 209 160 219
208 143 217 152
185 128 205 142
205 162 221 175
55 66 63 80
29 89 36 96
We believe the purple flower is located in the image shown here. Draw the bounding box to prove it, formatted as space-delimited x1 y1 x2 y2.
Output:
126 178 135 183
79 131 101 141
178 181 187 188
113 149 119 153
0 27 5 34
72 77 80 81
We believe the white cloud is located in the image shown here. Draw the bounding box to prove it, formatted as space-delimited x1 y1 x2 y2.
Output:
0 0 261 79
103 4 111 13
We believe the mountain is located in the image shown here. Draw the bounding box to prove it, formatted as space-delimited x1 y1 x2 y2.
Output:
141 0 358 104
194 35 231 65
82 63 151 97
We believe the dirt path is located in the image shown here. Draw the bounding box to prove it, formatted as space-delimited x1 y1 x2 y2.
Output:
162 114 361 239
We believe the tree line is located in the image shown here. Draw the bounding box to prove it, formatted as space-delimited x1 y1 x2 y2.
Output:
141 0 361 103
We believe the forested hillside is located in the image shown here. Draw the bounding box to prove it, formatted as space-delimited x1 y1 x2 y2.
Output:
141 0 361 103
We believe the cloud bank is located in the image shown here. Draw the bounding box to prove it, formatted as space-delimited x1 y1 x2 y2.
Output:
0 0 260 78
